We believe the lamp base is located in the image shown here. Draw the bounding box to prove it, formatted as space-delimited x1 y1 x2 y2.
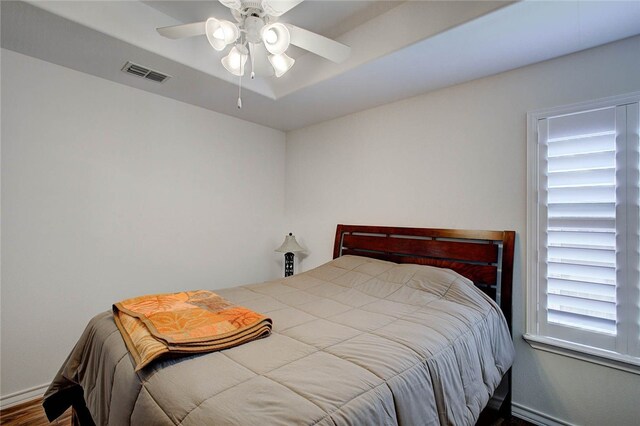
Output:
284 252 294 277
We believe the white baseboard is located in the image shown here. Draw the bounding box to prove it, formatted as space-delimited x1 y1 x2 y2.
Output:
0 383 49 410
513 402 574 426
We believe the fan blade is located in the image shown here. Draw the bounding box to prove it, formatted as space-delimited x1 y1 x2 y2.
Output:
287 25 351 63
262 0 304 17
249 43 275 77
157 21 206 39
219 0 242 11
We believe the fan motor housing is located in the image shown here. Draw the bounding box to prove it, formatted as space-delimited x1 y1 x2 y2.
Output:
244 15 265 43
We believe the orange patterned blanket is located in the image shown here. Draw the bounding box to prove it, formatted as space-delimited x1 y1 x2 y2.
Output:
113 290 272 371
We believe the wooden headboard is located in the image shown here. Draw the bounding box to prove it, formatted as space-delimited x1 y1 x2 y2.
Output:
332 224 515 331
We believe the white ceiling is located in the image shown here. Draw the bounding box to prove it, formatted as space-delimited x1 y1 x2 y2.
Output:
2 1 640 131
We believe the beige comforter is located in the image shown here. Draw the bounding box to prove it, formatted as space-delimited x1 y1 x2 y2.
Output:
44 255 514 425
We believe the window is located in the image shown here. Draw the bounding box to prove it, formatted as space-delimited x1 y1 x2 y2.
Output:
526 92 640 373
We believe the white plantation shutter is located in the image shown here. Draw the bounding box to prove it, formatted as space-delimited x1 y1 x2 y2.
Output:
541 108 618 340
531 96 640 361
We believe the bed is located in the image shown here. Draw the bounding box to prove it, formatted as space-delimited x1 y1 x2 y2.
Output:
44 224 515 425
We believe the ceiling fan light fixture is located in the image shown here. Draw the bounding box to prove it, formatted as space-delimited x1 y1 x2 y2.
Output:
268 52 295 77
158 0 351 105
222 44 249 76
261 23 290 55
206 18 239 51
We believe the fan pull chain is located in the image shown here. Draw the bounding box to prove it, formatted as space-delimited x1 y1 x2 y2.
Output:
237 34 244 109
237 71 243 109
250 44 256 80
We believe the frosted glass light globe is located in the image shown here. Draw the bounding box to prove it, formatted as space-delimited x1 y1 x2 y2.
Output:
264 29 277 44
213 28 225 40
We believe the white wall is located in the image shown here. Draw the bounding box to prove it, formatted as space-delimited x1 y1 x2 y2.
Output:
286 36 640 425
0 49 286 402
2 33 640 424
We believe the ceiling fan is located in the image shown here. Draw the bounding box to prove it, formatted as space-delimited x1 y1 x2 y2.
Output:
157 0 351 83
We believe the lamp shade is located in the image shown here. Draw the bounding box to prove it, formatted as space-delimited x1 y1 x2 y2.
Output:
268 52 295 77
261 23 290 55
206 18 239 51
275 233 304 253
222 44 248 76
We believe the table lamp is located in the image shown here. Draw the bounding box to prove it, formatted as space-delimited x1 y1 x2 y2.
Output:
275 233 304 277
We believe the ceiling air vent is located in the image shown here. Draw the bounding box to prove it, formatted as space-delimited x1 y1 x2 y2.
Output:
121 61 171 83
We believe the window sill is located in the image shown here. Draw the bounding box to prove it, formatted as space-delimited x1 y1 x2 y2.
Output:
523 333 640 375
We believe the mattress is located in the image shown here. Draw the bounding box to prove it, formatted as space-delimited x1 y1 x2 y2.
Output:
44 255 514 425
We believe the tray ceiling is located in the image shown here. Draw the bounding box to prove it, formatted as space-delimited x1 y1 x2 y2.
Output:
2 1 640 131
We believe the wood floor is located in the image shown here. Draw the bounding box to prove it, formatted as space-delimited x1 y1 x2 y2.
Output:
0 397 534 425
0 398 71 426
